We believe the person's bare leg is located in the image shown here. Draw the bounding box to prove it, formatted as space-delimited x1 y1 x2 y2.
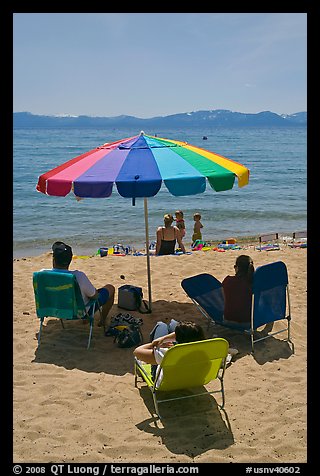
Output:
97 284 115 328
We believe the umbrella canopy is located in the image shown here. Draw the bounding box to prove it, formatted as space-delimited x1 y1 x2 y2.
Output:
36 132 249 199
36 131 250 310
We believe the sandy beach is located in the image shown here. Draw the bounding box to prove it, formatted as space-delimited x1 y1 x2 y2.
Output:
13 242 307 464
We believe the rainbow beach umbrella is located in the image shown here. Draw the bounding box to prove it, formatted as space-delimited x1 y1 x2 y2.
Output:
36 131 250 310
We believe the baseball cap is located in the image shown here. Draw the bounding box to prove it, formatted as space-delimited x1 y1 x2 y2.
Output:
52 241 73 266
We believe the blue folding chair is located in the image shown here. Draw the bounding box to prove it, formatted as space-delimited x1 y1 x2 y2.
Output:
181 261 293 353
33 270 101 350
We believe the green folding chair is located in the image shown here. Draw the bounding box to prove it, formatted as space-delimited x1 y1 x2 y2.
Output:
33 270 101 350
134 337 229 419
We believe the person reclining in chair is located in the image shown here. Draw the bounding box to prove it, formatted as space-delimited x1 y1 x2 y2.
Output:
222 255 255 326
46 241 115 329
134 321 205 382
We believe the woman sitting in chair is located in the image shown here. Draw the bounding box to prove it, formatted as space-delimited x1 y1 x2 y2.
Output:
222 255 255 325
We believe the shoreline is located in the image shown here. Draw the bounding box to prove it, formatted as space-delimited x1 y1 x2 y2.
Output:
13 232 301 260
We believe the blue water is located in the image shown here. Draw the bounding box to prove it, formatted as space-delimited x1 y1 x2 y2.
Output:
13 127 307 258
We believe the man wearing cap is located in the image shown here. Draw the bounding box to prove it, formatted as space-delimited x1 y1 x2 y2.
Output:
51 241 115 329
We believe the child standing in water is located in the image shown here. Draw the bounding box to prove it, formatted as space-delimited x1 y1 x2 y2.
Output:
192 212 203 243
174 210 186 239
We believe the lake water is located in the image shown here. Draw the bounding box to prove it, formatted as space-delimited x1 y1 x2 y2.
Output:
13 126 307 258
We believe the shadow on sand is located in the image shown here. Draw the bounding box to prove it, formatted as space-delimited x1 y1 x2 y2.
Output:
135 385 234 457
33 300 294 374
32 299 294 457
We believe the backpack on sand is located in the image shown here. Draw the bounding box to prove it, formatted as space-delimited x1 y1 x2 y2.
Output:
105 313 143 348
114 323 143 348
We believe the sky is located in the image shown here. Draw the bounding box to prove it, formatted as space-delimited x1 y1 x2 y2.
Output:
13 12 307 118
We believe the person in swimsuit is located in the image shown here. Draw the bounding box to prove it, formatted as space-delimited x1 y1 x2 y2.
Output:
174 210 186 239
192 212 203 243
155 213 186 255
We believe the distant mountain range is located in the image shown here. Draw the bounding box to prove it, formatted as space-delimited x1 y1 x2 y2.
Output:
13 109 307 128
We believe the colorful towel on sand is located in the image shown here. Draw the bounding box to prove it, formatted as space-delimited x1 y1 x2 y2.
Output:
256 244 280 251
217 243 242 250
288 242 307 248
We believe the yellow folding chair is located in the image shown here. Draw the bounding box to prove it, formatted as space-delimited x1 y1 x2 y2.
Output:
134 337 229 419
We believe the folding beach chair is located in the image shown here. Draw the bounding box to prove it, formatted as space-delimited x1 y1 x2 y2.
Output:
134 337 229 419
257 233 280 251
289 230 307 248
33 270 101 350
181 261 293 353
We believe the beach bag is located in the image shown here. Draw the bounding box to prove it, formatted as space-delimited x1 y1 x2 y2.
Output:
105 312 143 334
105 313 143 348
118 285 151 314
114 322 143 348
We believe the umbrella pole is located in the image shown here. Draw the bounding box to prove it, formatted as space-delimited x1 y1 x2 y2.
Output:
144 197 152 311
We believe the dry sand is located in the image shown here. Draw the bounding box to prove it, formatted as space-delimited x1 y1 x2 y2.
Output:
13 243 307 463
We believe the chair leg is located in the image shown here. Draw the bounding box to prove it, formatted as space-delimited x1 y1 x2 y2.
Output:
152 391 161 419
86 302 97 350
250 332 255 353
38 319 44 347
220 379 225 409
87 320 93 350
134 362 138 387
287 318 295 353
